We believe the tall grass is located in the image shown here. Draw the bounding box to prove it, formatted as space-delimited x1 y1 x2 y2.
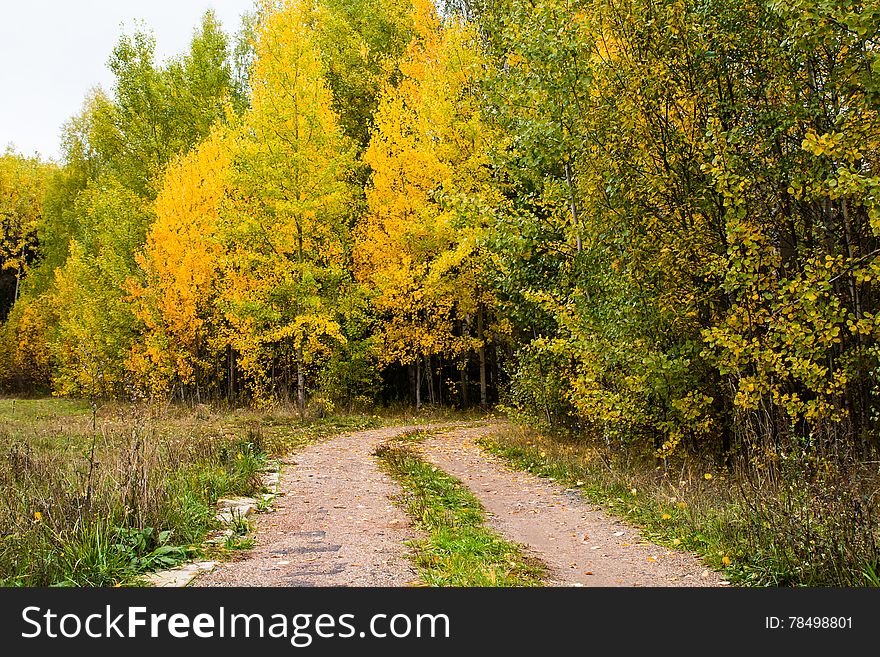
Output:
0 399 274 586
0 397 449 586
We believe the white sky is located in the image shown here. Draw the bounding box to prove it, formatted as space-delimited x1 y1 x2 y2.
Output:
0 0 255 162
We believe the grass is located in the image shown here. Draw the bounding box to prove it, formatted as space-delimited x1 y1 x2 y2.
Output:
370 404 500 427
375 442 545 587
223 512 256 551
0 397 406 587
479 424 880 587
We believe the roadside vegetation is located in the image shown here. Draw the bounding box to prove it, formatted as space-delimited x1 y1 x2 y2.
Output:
481 424 880 588
0 398 384 586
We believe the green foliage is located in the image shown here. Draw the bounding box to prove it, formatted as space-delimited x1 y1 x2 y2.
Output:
477 0 880 469
92 12 237 198
1 11 240 400
113 527 193 572
316 0 415 148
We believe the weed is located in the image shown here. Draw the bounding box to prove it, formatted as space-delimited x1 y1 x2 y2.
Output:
256 495 274 513
0 397 483 586
227 510 252 536
223 533 256 551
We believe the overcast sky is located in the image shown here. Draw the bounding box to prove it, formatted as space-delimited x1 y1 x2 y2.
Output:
0 0 255 162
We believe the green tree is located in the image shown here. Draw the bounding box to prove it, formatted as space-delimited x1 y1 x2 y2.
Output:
221 0 355 412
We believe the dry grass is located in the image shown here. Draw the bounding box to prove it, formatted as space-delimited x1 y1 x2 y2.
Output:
0 398 389 586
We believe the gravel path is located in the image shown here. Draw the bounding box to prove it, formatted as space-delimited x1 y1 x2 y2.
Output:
419 426 723 587
194 422 722 587
194 425 444 587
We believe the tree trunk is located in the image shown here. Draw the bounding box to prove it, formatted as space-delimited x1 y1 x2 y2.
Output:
438 354 443 407
461 317 470 408
227 346 233 404
285 343 291 403
426 355 435 405
297 345 305 420
478 307 488 410
491 342 500 402
415 358 422 410
13 244 23 304
195 329 202 405
460 360 469 408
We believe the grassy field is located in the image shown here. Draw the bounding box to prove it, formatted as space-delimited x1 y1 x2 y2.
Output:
375 435 545 587
0 397 390 587
479 424 880 587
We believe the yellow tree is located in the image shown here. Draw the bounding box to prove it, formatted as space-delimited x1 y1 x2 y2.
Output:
0 152 52 312
127 126 232 401
222 0 354 411
0 152 54 392
356 1 498 407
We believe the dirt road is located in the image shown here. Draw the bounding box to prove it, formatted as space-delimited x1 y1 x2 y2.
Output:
194 423 720 587
420 427 721 587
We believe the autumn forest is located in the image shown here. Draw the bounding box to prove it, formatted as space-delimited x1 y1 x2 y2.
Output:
1 0 880 586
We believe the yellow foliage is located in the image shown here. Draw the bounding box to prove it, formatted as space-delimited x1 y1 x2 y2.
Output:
356 6 500 367
221 0 354 403
128 127 232 398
